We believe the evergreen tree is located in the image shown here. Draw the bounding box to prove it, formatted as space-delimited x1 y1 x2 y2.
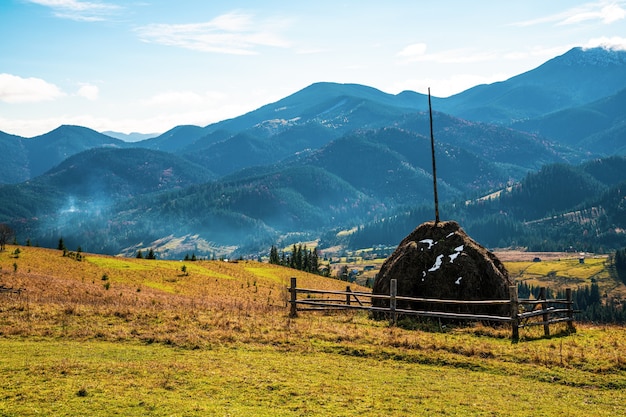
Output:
136 250 144 259
269 245 280 265
615 247 626 284
589 282 601 305
146 249 156 260
290 244 297 269
295 244 303 270
0 223 14 252
57 238 66 251
311 248 320 274
302 245 311 272
268 244 325 277
337 265 349 281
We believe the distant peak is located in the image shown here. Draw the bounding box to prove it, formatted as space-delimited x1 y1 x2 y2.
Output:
54 124 97 132
560 46 626 66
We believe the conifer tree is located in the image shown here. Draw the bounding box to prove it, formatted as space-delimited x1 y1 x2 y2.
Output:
311 248 320 274
615 248 626 284
0 223 14 252
269 245 280 265
290 244 297 269
302 245 311 272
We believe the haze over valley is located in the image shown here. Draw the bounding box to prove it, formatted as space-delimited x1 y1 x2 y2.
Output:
1 46 626 258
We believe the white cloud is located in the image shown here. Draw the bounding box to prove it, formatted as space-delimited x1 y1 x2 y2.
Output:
397 43 427 59
26 0 121 22
584 36 626 50
512 1 626 27
0 73 65 103
77 84 99 100
560 2 626 25
135 12 292 55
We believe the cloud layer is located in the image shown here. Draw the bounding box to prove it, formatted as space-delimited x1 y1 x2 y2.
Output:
513 0 626 27
0 73 65 103
135 12 291 55
26 0 121 22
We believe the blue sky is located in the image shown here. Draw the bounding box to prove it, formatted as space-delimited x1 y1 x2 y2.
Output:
2 0 626 137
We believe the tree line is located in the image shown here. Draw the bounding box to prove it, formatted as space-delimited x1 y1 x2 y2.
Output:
269 244 330 276
518 279 626 324
615 247 626 284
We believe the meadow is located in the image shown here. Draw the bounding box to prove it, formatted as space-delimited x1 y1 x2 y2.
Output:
1 246 625 416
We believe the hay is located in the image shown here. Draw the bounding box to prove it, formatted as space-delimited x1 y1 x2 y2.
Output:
372 220 513 318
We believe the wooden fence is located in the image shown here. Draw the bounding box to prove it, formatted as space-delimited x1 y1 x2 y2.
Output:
0 285 24 294
288 278 575 340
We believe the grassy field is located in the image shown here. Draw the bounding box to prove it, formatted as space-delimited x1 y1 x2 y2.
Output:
1 246 625 416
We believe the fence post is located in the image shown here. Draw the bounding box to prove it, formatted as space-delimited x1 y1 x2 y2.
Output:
566 288 576 334
289 277 298 318
540 287 550 337
510 285 519 341
390 279 397 325
346 285 351 306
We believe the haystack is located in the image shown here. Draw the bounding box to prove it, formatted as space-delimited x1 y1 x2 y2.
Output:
372 220 513 318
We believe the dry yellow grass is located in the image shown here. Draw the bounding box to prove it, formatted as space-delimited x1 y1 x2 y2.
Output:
0 245 367 347
1 245 626 416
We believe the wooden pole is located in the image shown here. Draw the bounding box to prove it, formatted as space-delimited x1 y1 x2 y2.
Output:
390 279 397 325
346 285 352 306
540 287 550 337
428 88 440 225
566 288 576 333
289 277 298 318
510 285 519 341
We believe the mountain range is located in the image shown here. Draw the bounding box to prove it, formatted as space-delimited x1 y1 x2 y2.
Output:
1 46 625 258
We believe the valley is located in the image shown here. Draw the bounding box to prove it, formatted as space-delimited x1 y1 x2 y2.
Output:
0 47 624 260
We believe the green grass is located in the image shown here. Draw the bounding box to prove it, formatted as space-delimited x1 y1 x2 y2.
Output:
1 335 625 417
86 256 154 271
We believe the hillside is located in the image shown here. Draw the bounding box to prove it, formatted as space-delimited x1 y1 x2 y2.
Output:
138 125 213 152
0 47 625 257
512 87 626 155
0 147 217 248
40 147 216 199
345 156 626 253
0 131 30 183
23 125 128 178
438 46 626 124
1 245 625 416
2 127 534 257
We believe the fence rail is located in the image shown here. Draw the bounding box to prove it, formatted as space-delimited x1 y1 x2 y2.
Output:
288 277 575 340
0 285 24 294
